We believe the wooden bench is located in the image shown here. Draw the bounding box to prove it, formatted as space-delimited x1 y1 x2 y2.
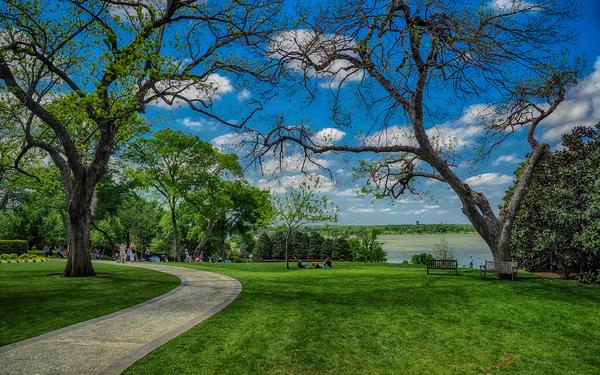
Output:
480 261 518 280
426 259 458 275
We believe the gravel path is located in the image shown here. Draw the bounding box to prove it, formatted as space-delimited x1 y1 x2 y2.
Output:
0 263 242 375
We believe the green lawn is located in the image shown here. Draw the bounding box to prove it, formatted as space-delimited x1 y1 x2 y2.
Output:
122 262 600 375
0 261 180 346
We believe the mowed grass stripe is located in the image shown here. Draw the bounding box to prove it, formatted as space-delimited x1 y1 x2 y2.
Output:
122 263 600 375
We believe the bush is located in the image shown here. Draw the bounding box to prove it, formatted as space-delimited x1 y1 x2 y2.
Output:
0 240 28 256
577 270 600 285
411 253 434 265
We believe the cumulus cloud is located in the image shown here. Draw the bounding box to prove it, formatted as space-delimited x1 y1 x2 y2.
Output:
492 153 523 166
333 188 361 197
149 74 233 108
465 173 512 187
363 124 479 152
539 57 600 142
179 117 219 129
255 173 336 194
262 154 331 173
270 29 364 88
312 128 346 146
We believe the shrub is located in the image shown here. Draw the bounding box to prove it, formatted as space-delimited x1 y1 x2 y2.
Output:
0 240 28 256
411 253 434 265
577 270 600 285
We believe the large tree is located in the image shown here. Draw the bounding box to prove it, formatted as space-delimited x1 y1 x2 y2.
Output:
256 0 583 263
0 0 282 275
123 128 242 261
504 124 600 276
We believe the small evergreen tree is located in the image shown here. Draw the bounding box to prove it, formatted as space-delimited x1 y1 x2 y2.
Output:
254 232 272 259
271 231 286 259
290 231 309 260
308 232 324 259
332 237 352 261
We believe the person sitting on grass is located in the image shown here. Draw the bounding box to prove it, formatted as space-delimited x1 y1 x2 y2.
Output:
297 260 309 268
322 257 332 269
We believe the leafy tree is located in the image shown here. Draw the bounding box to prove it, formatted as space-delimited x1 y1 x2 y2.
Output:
256 0 583 264
350 228 387 263
504 124 600 276
0 0 282 276
123 128 241 261
270 186 338 268
331 237 352 261
411 253 435 265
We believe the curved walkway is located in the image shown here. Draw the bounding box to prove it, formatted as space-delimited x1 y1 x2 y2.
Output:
0 263 242 375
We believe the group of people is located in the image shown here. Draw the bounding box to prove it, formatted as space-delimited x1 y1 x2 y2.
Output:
298 257 332 269
184 249 236 263
42 244 68 258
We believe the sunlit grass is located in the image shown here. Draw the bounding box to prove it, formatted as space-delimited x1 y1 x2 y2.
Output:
123 262 600 375
0 261 180 346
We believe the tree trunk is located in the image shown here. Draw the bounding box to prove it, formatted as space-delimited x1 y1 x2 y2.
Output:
285 231 290 269
62 194 96 277
0 191 9 211
170 205 181 262
91 221 114 255
193 218 216 255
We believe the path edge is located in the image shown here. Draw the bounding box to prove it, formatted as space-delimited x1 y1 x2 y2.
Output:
0 271 188 354
98 273 243 375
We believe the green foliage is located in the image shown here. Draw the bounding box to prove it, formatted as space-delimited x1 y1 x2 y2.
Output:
301 224 477 236
411 253 435 265
350 228 387 262
504 125 600 274
308 232 324 259
432 237 455 260
271 231 286 259
331 237 352 261
254 232 272 260
290 231 308 260
0 240 28 255
576 270 600 285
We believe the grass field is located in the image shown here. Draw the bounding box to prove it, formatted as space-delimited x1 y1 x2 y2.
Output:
122 262 600 375
0 261 180 347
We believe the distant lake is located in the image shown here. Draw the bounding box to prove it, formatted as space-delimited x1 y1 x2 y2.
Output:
379 234 492 267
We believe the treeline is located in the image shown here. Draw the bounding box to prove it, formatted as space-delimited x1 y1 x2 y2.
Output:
252 230 387 263
300 224 477 236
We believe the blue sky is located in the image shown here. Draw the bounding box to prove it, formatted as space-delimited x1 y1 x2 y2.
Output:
146 0 600 225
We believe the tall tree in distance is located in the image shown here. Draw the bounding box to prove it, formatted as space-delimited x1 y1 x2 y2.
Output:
256 0 583 264
0 0 282 276
271 183 338 269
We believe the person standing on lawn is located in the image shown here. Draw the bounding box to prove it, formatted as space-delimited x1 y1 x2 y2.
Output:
119 243 126 264
43 244 50 258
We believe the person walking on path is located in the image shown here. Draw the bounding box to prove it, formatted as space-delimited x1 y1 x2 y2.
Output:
130 249 136 263
145 248 150 262
43 244 50 259
119 243 126 264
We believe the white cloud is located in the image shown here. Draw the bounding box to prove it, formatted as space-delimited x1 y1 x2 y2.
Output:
348 207 375 213
363 124 478 151
149 74 233 108
262 154 330 173
237 89 251 101
492 153 523 166
312 128 346 146
179 117 218 129
539 56 600 142
489 0 538 12
465 173 512 187
270 29 364 88
333 188 360 197
255 173 336 194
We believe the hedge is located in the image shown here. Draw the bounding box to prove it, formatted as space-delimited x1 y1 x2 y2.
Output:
0 240 29 256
